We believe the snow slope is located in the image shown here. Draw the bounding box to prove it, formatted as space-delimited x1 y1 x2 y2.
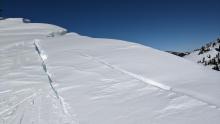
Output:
1 18 220 124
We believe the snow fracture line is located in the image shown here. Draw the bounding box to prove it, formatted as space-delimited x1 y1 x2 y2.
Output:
34 40 59 98
33 39 77 123
79 52 220 109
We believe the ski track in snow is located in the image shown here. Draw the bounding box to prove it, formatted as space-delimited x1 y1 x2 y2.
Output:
33 39 78 124
77 51 220 110
0 93 36 116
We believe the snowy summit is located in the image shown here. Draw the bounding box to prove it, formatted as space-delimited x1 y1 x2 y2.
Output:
0 18 220 124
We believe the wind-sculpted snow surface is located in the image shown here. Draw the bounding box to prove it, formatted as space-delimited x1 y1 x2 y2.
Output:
1 18 220 124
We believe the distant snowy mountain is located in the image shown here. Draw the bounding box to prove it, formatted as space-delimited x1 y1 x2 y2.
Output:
168 38 220 71
166 51 190 57
1 18 220 124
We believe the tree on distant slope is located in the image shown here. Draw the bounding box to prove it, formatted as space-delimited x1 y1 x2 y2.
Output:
217 38 220 43
198 46 210 55
213 64 220 71
212 42 216 47
202 57 205 63
216 45 220 52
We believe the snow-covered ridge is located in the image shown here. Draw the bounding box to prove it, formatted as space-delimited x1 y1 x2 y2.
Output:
184 38 220 71
168 38 220 71
1 18 220 124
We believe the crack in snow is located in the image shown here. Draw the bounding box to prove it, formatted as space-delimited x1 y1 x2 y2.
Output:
33 39 78 124
34 39 59 98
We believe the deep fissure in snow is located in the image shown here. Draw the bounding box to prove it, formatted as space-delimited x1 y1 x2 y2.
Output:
33 39 77 123
34 40 59 98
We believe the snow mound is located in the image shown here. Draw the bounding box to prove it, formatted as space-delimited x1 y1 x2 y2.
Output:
0 18 67 37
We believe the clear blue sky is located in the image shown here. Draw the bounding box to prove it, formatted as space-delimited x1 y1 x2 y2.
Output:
1 0 220 51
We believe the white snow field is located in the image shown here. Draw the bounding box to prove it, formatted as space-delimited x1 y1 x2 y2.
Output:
0 18 220 124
